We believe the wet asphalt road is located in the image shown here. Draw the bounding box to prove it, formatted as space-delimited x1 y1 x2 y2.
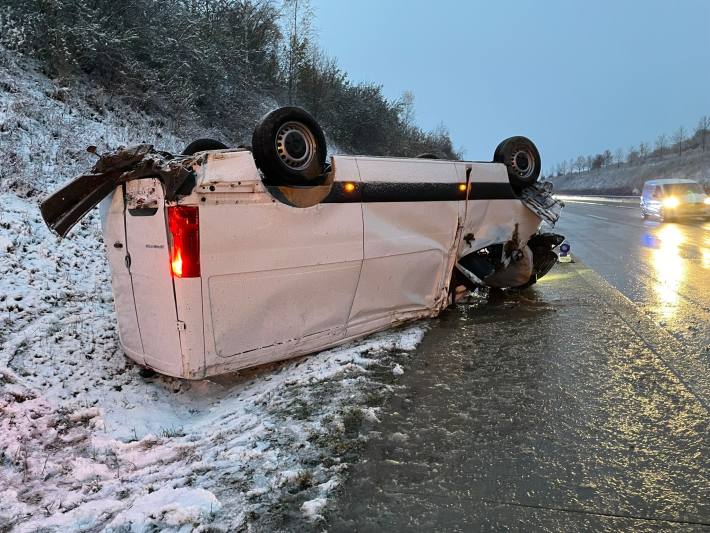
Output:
327 204 710 531
555 200 710 405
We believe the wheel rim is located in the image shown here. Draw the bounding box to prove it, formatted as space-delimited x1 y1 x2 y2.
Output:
510 148 535 179
275 121 317 172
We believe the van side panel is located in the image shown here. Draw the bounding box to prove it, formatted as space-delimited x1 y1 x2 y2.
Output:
198 155 364 367
458 163 540 253
348 158 462 332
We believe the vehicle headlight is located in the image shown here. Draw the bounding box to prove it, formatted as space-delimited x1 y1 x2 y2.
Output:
704 197 710 205
663 197 679 208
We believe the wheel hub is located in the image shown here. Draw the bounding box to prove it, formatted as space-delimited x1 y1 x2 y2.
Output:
275 121 317 171
511 149 534 178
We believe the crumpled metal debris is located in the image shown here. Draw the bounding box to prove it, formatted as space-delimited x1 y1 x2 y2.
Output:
520 181 564 225
40 145 198 238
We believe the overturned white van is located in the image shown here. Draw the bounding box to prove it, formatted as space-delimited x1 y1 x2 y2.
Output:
41 107 563 378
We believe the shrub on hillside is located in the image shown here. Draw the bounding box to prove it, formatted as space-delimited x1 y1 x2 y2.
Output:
1 0 459 158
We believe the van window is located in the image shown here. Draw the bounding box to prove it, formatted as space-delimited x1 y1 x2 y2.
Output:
663 182 704 195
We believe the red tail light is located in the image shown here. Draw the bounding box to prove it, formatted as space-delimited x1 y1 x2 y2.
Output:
168 206 200 278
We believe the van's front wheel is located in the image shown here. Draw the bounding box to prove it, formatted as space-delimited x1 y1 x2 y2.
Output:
252 107 327 185
494 136 541 191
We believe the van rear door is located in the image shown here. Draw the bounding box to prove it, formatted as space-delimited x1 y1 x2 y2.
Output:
100 189 144 360
123 179 183 375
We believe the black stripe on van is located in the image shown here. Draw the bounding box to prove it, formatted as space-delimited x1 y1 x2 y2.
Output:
264 181 517 206
322 181 516 203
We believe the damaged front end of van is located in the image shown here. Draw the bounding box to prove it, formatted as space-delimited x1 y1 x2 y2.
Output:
40 107 564 379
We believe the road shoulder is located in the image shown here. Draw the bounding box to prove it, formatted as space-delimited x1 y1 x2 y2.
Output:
326 260 710 531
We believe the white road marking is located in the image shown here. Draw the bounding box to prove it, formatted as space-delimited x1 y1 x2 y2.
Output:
588 214 609 221
563 200 637 209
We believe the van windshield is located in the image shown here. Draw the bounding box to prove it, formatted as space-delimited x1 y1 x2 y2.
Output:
663 183 705 195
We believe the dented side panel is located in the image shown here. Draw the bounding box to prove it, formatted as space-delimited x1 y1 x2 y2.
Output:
457 163 542 253
173 278 206 379
347 158 463 334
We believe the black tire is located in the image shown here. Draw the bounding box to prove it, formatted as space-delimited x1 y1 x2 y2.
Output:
493 136 541 190
252 107 327 185
182 138 228 155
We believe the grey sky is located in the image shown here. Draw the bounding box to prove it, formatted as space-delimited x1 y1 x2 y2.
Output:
311 0 710 171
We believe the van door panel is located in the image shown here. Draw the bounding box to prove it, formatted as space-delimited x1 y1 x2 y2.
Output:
100 191 143 358
208 262 360 357
349 158 461 326
200 177 364 359
124 179 183 375
347 250 445 323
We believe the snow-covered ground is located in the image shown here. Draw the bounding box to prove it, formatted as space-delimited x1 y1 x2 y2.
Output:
0 49 427 531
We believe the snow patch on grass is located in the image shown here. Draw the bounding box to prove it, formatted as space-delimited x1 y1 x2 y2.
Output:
301 497 327 521
107 487 221 531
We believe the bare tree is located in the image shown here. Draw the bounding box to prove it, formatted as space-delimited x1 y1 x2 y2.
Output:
673 126 686 157
284 0 314 104
697 116 710 152
638 142 649 160
602 149 612 167
592 154 604 171
655 134 667 156
614 148 625 167
627 146 640 165
574 155 586 173
398 90 416 128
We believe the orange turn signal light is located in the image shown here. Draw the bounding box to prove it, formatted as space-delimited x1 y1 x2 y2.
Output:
458 183 468 192
344 182 356 193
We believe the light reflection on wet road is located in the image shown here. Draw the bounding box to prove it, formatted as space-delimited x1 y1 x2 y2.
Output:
556 201 710 358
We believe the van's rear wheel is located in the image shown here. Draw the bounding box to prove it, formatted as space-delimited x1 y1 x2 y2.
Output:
494 136 541 191
182 138 228 155
252 107 327 185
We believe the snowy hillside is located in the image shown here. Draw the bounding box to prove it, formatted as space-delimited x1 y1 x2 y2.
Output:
0 47 192 197
550 149 710 195
0 50 427 531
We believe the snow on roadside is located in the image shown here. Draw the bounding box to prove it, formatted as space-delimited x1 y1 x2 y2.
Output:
0 49 428 531
0 190 426 531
